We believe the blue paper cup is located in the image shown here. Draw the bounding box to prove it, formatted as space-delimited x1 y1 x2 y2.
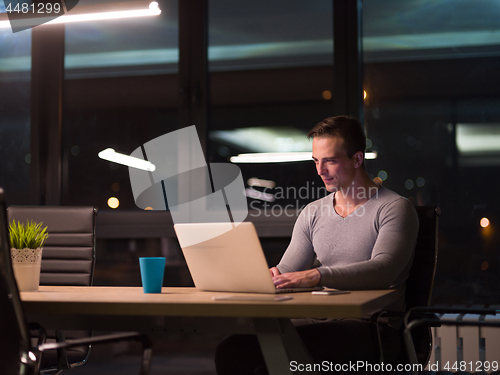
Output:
139 257 166 293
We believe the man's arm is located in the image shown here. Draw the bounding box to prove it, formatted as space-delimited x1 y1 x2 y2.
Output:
274 205 318 274
269 204 323 288
273 196 418 290
316 198 418 289
268 200 329 288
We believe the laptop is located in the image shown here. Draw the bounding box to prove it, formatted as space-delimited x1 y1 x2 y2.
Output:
173 221 323 294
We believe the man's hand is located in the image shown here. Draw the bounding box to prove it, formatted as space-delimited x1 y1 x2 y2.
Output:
269 267 281 277
272 268 321 289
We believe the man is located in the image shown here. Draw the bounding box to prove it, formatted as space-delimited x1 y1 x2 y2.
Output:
215 116 419 374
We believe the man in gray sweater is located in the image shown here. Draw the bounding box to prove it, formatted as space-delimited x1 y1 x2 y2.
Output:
215 116 419 374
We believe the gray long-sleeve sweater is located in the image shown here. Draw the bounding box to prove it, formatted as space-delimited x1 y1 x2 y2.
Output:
277 186 419 311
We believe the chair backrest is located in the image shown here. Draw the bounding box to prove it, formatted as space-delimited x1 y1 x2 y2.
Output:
7 206 97 286
0 188 33 374
405 206 440 310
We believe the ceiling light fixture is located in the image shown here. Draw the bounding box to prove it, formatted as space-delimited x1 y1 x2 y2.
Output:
0 1 161 30
98 148 156 172
230 151 377 163
230 152 313 163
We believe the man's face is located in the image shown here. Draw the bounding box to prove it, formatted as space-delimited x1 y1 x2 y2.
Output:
312 136 358 193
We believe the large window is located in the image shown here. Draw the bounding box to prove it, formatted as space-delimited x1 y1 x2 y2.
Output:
0 23 31 205
208 0 333 71
62 0 179 210
208 0 335 217
64 0 179 79
363 0 500 305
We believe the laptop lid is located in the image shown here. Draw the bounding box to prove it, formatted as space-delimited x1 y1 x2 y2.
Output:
174 222 278 293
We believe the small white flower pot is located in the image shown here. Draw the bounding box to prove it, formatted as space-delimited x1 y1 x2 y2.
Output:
11 248 43 292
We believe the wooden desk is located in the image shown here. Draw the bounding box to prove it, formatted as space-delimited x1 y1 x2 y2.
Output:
21 286 398 375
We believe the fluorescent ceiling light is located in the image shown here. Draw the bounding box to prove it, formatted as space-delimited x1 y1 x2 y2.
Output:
0 1 161 29
211 128 310 154
230 151 377 164
247 178 276 189
245 188 275 202
213 128 377 163
456 123 500 154
98 148 156 171
231 152 313 163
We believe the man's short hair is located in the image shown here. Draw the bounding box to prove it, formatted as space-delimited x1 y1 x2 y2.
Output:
307 116 366 162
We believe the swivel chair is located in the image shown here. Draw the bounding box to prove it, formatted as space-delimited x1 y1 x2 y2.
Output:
373 206 440 366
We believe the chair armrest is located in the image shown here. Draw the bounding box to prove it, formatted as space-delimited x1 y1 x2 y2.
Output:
29 322 47 348
369 309 404 324
369 310 406 363
403 306 497 328
38 332 152 375
370 309 441 325
370 309 440 365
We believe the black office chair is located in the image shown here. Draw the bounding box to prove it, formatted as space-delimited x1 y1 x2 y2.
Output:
372 206 440 366
0 188 153 375
7 206 97 287
7 206 97 373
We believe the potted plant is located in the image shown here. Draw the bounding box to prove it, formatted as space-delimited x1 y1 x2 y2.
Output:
9 220 48 292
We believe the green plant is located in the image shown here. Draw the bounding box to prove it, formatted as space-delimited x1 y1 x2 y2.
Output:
8 220 49 249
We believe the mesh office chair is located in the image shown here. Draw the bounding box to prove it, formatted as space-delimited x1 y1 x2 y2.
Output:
373 206 440 366
0 188 152 375
7 205 97 373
